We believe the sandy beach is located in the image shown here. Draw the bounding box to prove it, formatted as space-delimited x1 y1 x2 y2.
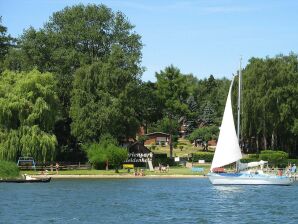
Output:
33 174 207 179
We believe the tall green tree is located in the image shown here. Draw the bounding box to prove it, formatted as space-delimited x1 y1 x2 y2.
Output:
135 81 163 134
0 17 15 72
156 65 190 158
0 69 58 161
242 54 298 156
5 4 143 156
70 45 141 143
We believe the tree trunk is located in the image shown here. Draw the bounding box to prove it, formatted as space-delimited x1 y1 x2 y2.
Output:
169 134 173 158
105 160 109 170
271 131 276 149
256 135 259 153
263 134 267 150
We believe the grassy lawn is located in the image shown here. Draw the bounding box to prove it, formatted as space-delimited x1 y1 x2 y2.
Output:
147 138 215 157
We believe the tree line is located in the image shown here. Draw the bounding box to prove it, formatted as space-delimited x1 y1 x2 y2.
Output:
0 4 297 163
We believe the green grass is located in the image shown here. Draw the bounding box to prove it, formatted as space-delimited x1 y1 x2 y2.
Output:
147 138 214 157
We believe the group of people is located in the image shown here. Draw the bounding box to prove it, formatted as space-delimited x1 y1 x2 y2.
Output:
134 168 145 176
39 162 60 175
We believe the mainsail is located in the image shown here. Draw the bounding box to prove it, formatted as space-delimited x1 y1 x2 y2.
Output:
211 78 242 170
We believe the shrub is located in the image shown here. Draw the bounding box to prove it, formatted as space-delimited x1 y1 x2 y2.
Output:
240 154 260 163
240 158 258 163
248 154 259 159
150 145 157 150
188 126 219 143
0 160 20 178
259 150 288 168
138 135 148 143
85 134 128 172
287 159 298 165
192 152 214 162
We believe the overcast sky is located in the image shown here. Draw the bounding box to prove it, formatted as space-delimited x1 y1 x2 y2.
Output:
1 0 298 81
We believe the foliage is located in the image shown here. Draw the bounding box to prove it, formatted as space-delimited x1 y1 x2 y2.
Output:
192 152 214 162
0 160 20 178
149 117 179 135
156 65 190 117
259 150 289 167
241 54 298 156
240 158 258 163
195 76 230 126
86 134 128 172
0 70 58 162
138 135 148 143
188 126 219 142
153 153 176 166
70 59 141 143
86 143 108 169
155 65 190 157
107 145 128 172
135 81 163 133
288 159 298 165
0 17 15 71
5 4 143 157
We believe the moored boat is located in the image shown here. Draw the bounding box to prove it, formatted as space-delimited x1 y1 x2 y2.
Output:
0 174 51 183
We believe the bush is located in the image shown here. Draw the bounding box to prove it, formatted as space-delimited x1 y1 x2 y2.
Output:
287 159 298 165
85 134 128 172
188 126 219 143
259 150 288 168
240 154 260 163
192 152 214 162
240 158 258 163
138 135 148 143
248 154 259 159
0 160 20 178
150 145 157 150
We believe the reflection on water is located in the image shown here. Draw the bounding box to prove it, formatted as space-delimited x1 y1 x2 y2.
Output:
0 178 297 224
213 185 245 193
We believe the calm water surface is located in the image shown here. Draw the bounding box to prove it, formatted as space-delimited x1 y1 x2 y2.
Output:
1 178 297 224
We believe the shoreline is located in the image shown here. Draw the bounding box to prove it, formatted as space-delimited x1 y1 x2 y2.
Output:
32 174 207 179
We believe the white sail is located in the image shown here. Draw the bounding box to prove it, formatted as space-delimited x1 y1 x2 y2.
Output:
211 78 242 170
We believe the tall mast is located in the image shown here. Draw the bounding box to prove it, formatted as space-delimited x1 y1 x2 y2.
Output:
237 56 242 142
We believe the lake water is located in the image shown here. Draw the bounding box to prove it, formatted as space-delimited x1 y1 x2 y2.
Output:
0 178 297 224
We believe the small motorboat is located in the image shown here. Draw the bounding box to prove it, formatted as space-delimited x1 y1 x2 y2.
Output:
0 174 51 183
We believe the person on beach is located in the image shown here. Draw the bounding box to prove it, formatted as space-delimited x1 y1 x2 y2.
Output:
291 164 296 173
55 162 59 174
286 164 291 176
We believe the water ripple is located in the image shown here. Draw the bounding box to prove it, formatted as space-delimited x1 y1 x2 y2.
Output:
1 179 297 224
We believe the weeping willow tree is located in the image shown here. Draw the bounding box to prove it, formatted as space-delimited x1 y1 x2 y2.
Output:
0 69 58 161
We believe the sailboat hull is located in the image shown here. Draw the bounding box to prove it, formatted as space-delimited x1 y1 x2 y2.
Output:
208 173 293 185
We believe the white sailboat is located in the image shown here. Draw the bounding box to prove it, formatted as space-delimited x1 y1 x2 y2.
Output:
208 66 293 185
